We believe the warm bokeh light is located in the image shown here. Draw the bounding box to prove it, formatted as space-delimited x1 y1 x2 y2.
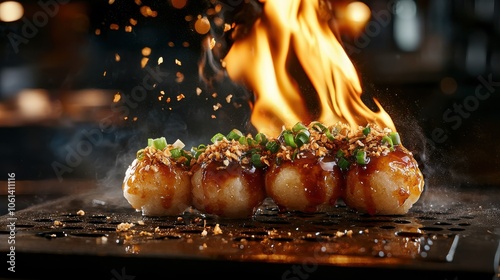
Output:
194 16 211 34
0 1 23 22
170 0 187 9
222 0 394 137
17 89 52 120
345 1 371 23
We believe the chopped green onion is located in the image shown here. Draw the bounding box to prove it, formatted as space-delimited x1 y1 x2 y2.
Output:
255 133 268 145
238 136 248 145
211 133 225 143
336 150 345 158
251 153 264 168
324 129 335 141
362 126 371 136
294 129 310 147
382 135 394 151
265 140 280 153
226 129 243 141
147 138 153 147
390 132 401 146
246 137 257 146
291 149 299 160
311 121 327 132
292 122 307 133
355 150 368 165
338 157 350 170
283 132 297 148
151 137 167 150
170 148 182 159
136 149 145 160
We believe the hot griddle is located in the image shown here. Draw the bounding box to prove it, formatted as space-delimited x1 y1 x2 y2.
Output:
1 184 499 280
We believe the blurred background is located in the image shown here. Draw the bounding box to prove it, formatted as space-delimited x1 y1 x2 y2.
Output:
0 0 499 212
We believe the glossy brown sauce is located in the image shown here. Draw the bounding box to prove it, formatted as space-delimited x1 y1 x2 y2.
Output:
350 146 416 215
198 161 265 216
266 153 342 212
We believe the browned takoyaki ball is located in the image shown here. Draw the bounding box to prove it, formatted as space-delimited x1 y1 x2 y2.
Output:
122 139 192 216
190 136 267 218
265 153 344 213
343 145 424 215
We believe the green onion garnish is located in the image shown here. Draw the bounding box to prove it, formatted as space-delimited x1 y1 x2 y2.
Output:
265 140 280 153
382 135 394 151
283 132 297 148
311 121 327 132
255 133 268 145
292 122 307 133
211 133 225 143
150 137 167 150
294 129 310 147
136 149 145 160
251 153 264 168
338 157 350 170
362 126 371 136
355 150 368 164
238 136 248 145
324 129 335 141
170 148 182 159
226 129 243 141
390 132 401 146
336 150 345 158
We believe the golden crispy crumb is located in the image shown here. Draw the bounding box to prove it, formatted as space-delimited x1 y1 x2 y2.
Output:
213 224 223 235
53 220 63 227
76 210 85 216
116 222 134 232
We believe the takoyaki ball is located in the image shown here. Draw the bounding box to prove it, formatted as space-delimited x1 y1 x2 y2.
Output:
191 160 266 219
122 139 192 216
344 145 424 215
190 137 267 219
265 153 344 213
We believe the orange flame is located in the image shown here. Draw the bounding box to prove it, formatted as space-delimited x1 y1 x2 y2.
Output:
223 0 395 137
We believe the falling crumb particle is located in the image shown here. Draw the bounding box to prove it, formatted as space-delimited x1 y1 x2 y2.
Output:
213 103 222 111
201 229 208 237
196 87 202 95
213 224 223 235
137 220 145 225
116 222 135 232
175 59 182 66
335 231 345 238
225 94 233 103
158 57 163 65
110 23 119 30
125 26 132 32
346 230 353 237
211 115 216 119
76 210 85 216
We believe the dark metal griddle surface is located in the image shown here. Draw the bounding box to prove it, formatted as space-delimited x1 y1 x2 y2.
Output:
1 184 499 280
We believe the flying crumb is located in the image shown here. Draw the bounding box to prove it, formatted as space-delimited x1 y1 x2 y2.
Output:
213 224 223 235
76 210 85 216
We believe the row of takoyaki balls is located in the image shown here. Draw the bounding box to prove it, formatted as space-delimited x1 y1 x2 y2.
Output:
122 121 425 218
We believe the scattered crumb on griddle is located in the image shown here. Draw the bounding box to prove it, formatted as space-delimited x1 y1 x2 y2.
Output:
76 210 85 216
116 222 135 232
213 224 223 235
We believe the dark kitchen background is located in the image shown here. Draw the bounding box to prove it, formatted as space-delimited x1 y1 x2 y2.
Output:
0 0 499 213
